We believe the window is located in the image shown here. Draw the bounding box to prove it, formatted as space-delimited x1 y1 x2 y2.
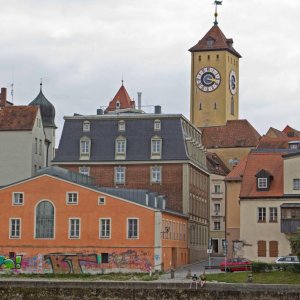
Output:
99 218 111 239
269 241 278 257
151 137 162 158
83 121 90 132
293 179 300 190
80 137 91 160
258 178 268 189
35 201 54 238
269 207 278 222
116 101 121 109
207 38 214 46
214 185 221 193
214 221 220 230
79 166 90 176
10 219 21 239
115 166 125 184
101 253 109 263
231 96 234 115
258 207 266 222
214 203 220 213
127 218 138 239
214 103 217 110
69 218 80 239
98 196 106 205
154 119 161 131
34 138 38 154
257 240 266 257
12 192 24 205
39 139 42 155
115 137 126 157
118 120 125 132
199 103 202 110
151 166 162 183
66 192 78 205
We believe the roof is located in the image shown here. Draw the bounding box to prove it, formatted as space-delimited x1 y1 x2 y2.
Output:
105 83 135 112
239 150 291 198
189 25 241 58
225 155 248 182
283 125 300 137
54 115 190 163
257 136 300 149
29 85 56 128
200 120 261 148
265 127 287 138
206 152 230 176
0 106 38 131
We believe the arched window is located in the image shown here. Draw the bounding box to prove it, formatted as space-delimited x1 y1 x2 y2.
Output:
116 101 121 109
35 201 55 238
83 120 90 132
231 96 234 115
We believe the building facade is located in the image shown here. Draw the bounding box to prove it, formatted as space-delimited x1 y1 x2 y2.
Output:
0 167 188 273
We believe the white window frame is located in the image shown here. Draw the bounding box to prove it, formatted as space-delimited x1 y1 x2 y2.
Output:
154 119 161 131
99 218 111 239
127 218 139 239
293 179 300 190
66 192 78 205
12 192 24 206
258 207 266 222
151 136 162 159
83 121 90 132
269 207 278 222
79 166 90 176
118 120 125 132
116 101 121 109
115 166 125 184
9 218 21 239
258 178 268 189
98 196 106 205
151 166 162 183
214 221 220 230
68 218 81 239
115 138 126 155
80 136 91 160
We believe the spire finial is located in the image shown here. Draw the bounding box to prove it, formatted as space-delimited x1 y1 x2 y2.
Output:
40 77 43 92
214 1 222 25
121 73 124 86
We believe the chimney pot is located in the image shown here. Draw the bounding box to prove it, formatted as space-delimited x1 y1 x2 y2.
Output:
0 87 7 108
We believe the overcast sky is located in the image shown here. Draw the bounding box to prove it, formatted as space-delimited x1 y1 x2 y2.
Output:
0 0 299 143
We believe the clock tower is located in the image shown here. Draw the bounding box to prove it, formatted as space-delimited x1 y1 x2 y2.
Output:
189 15 241 128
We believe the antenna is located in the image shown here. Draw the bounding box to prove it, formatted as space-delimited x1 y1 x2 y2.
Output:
10 83 14 103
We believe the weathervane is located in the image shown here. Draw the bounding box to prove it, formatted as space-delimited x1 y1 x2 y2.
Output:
214 0 222 25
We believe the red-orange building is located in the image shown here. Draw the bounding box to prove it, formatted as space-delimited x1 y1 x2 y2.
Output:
0 167 188 274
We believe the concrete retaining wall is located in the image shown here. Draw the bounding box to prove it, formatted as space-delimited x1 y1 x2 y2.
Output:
0 280 299 299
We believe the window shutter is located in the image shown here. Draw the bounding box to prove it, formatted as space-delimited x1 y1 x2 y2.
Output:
269 241 278 257
257 240 266 257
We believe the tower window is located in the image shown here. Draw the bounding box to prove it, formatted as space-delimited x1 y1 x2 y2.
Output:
208 55 210 61
199 103 202 110
214 103 217 110
116 101 121 109
198 56 201 62
216 54 219 61
231 96 234 115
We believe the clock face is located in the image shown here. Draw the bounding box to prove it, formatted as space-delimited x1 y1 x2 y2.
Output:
229 70 237 95
196 67 221 92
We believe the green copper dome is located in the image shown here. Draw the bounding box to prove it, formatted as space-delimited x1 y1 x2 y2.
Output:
29 84 56 128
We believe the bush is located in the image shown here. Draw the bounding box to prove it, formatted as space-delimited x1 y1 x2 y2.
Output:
252 262 273 273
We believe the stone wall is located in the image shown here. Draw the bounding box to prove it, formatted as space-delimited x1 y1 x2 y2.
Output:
0 281 299 300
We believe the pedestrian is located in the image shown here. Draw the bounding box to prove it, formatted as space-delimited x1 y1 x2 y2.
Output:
199 272 206 287
189 274 198 289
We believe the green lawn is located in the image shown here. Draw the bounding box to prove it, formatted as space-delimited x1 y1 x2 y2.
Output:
206 271 300 284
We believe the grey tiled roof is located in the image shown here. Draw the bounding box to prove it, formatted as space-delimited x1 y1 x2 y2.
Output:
54 115 189 162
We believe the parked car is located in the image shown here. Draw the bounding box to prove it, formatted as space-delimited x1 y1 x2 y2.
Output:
220 258 252 272
275 256 300 264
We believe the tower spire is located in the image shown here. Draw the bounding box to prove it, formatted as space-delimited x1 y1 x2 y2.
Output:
214 1 223 25
40 77 43 92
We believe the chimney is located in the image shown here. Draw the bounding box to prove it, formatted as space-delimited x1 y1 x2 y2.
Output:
97 108 104 115
137 92 142 110
154 105 161 114
0 87 7 108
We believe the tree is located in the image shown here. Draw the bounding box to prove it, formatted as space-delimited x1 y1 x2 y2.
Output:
288 228 300 260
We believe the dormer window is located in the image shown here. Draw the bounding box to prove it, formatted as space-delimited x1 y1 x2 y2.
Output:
116 101 121 109
206 37 215 47
118 120 125 132
154 119 161 131
256 169 272 191
115 136 126 160
80 136 91 160
151 136 162 159
83 121 90 132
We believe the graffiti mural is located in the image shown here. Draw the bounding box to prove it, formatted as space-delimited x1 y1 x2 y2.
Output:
44 253 99 274
0 252 22 270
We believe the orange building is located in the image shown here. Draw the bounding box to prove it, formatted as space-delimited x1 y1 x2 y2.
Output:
0 167 188 274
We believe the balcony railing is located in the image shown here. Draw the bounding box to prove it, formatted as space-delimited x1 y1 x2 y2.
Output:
281 219 300 233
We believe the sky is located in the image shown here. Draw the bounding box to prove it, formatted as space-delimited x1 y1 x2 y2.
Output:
0 0 299 143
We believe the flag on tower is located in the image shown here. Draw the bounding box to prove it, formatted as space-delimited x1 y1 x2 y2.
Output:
215 1 222 5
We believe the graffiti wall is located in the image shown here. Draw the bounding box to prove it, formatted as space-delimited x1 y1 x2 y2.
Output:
0 249 154 274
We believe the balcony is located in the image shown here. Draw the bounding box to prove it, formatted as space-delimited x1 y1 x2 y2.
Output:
280 204 300 233
281 219 300 233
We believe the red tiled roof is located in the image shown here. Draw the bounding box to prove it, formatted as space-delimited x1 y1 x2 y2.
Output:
257 136 300 149
200 120 261 148
206 152 230 176
225 155 248 181
105 83 135 112
0 106 38 131
240 151 285 198
283 125 300 137
189 25 241 58
265 127 287 138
